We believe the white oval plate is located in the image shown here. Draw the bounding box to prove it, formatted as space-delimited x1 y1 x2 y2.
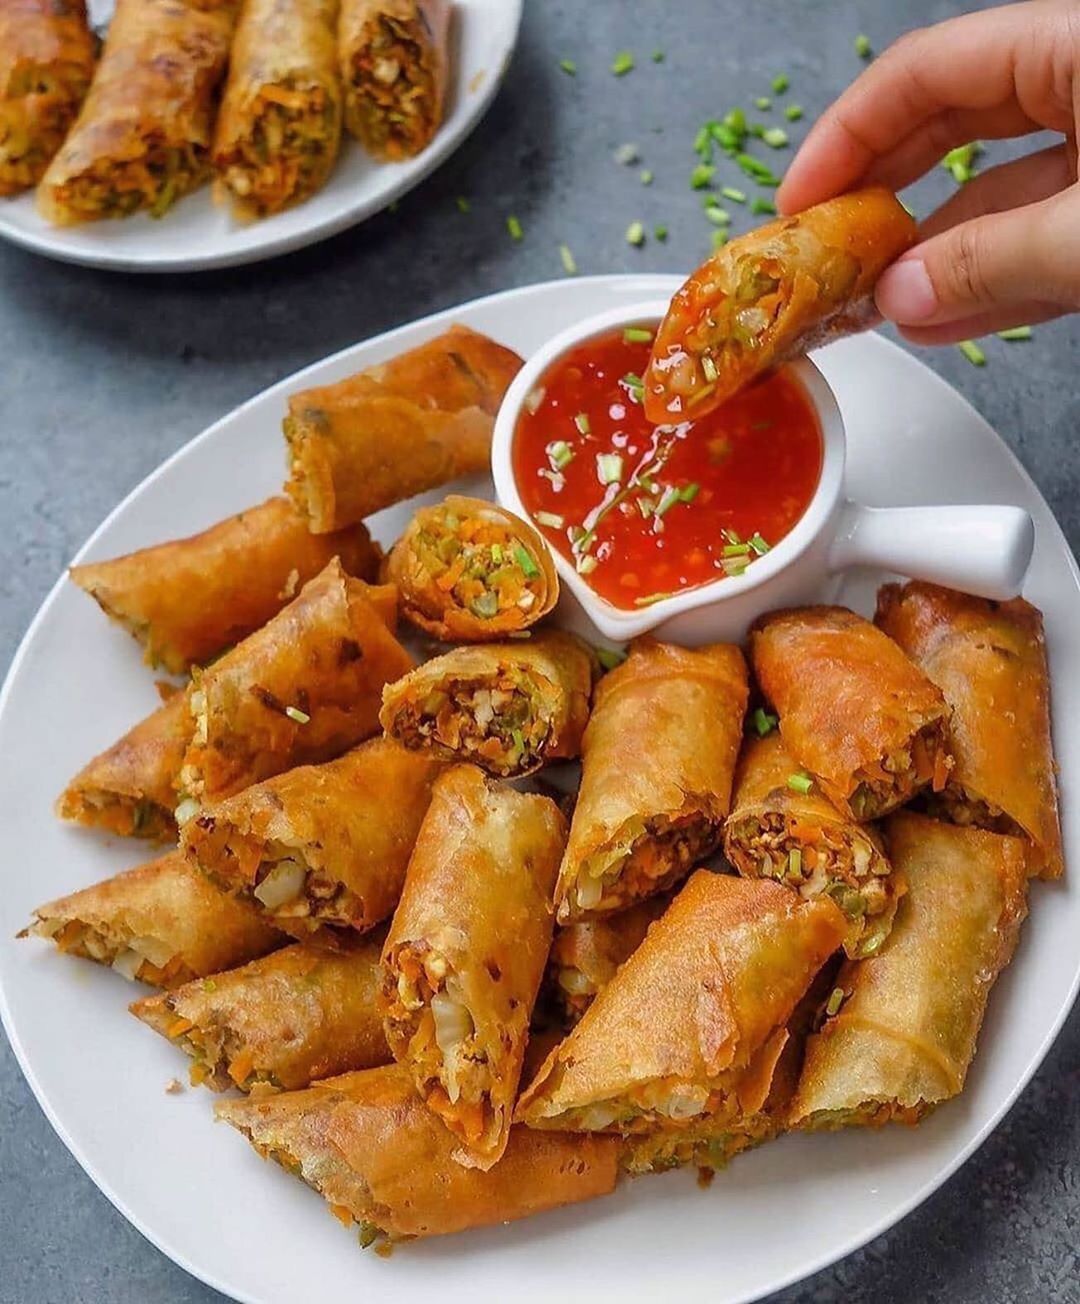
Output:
1 275 1077 1304
0 0 521 272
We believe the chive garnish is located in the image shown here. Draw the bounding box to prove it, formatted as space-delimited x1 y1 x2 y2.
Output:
652 48 664 62
679 482 700 503
690 163 715 189
624 327 654 343
559 58 577 75
762 126 789 149
721 185 747 203
751 706 778 737
621 372 644 400
785 104 804 121
724 107 747 134
771 73 790 93
701 354 718 383
597 646 628 671
735 152 781 184
721 528 742 544
854 33 872 58
654 223 668 241
787 772 814 794
455 196 470 213
636 497 654 518
490 543 503 564
825 987 845 1017
285 705 310 724
655 486 681 517
534 511 564 529
625 220 645 246
958 339 986 367
640 169 654 185
515 544 540 578
748 532 770 555
559 243 578 275
997 326 1032 341
723 542 751 557
705 204 731 226
751 197 777 215
576 554 598 575
597 452 624 484
506 215 523 241
573 411 591 434
755 96 772 110
611 50 634 75
548 438 574 467
693 124 711 158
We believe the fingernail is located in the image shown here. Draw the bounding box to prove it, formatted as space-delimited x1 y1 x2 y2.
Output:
875 258 938 324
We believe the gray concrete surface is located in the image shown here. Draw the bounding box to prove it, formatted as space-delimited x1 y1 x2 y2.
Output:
3 1 1080 1300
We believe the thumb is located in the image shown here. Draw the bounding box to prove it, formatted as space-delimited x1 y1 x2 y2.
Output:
874 192 1080 327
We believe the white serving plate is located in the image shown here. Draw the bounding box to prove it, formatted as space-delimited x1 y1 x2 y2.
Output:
0 0 521 272
1 274 1077 1304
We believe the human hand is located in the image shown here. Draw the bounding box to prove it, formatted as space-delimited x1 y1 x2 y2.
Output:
776 0 1080 344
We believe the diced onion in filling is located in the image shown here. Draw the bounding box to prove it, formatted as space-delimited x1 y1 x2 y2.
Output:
111 948 144 980
431 989 473 1056
576 874 603 910
253 859 307 909
131 934 177 969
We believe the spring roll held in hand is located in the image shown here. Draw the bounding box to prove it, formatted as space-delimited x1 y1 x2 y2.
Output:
643 188 915 422
751 606 952 821
875 582 1062 880
339 0 447 161
518 871 847 1136
37 0 238 223
381 629 593 778
21 851 280 987
212 0 342 218
57 692 191 840
724 730 900 958
381 767 566 1169
216 1063 618 1243
387 496 559 641
790 812 1027 1129
283 325 523 533
554 639 748 922
182 738 441 940
177 559 410 803
70 498 381 675
0 0 96 194
131 935 390 1091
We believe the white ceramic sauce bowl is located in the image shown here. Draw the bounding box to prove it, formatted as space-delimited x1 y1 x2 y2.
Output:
492 300 1035 645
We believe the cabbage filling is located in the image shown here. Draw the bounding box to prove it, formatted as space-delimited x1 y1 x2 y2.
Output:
47 138 207 221
347 12 439 157
409 511 540 625
27 916 186 985
847 720 951 821
571 813 719 914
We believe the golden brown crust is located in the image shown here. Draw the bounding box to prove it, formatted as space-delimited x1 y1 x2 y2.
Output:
282 325 523 533
554 639 748 922
69 498 381 675
875 581 1062 880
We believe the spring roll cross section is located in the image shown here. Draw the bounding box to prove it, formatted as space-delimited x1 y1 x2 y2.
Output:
724 730 901 958
790 812 1028 1129
554 639 748 922
283 325 523 533
21 850 281 987
381 766 566 1169
216 1063 618 1244
380 629 595 779
131 935 390 1091
875 581 1063 880
182 737 442 941
751 605 952 821
643 188 916 423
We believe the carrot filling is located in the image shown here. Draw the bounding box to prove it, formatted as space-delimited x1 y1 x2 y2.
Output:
59 788 174 839
348 13 437 156
408 510 543 625
47 136 207 220
27 917 188 984
847 719 952 820
570 813 719 915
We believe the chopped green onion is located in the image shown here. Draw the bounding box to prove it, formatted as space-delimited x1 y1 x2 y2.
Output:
701 353 718 383
655 486 681 517
654 223 668 241
942 142 983 187
755 96 772 110
597 452 624 484
621 372 644 399
535 510 565 529
576 554 598 575
721 557 748 576
785 104 804 122
515 544 540 578
710 229 728 251
724 107 747 134
751 197 777 215
751 706 778 737
958 339 987 367
548 437 574 467
749 122 766 140
490 543 503 565
705 204 731 226
652 48 664 62
721 185 747 203
573 411 591 434
748 532 770 555
721 528 742 544
679 482 700 503
762 126 789 148
635 496 655 518
625 220 645 246
201 978 217 992
285 705 310 724
693 124 712 159
455 196 470 213
825 987 845 1017
640 169 654 185
559 243 578 275
788 847 802 876
633 590 678 607
997 325 1032 341
506 215 523 241
771 73 790 93
624 327 654 343
559 58 577 75
614 142 640 165
735 152 780 184
723 542 751 557
611 50 634 75
690 163 715 189
596 646 627 671
787 771 814 794
854 33 872 59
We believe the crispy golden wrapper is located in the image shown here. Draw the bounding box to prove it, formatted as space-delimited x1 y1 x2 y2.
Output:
386 495 559 641
177 559 411 802
790 812 1028 1129
215 1062 618 1243
724 731 901 958
517 870 847 1137
339 0 448 161
283 325 523 533
643 188 915 422
20 850 281 987
554 639 748 922
131 933 390 1091
182 737 442 941
57 691 191 840
380 629 595 778
381 766 566 1169
70 498 381 675
751 605 952 821
37 0 239 224
212 0 342 218
875 581 1063 880
0 0 96 194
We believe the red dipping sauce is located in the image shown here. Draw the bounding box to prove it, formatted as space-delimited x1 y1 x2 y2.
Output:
512 327 823 610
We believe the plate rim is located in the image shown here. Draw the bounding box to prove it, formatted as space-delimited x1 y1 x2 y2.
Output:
2 273 1078 1304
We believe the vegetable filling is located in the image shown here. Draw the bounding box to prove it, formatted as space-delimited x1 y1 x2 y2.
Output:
0 65 91 191
847 719 951 820
47 136 208 220
921 784 1026 839
58 787 173 839
347 13 438 157
572 813 719 914
27 916 187 985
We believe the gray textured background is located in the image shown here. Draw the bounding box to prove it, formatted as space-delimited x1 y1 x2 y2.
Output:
3 1 1080 1300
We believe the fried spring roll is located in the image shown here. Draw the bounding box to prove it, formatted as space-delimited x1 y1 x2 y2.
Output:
70 498 381 675
875 581 1062 880
379 629 595 778
386 495 559 641
547 896 670 1025
36 0 238 224
0 0 96 194
339 0 448 161
283 325 524 533
553 639 748 922
215 1063 618 1244
643 188 916 422
20 851 281 987
381 767 566 1169
177 560 411 803
751 606 952 821
212 0 342 218
723 731 901 958
182 737 441 940
57 692 191 840
131 935 390 1091
790 812 1028 1129
517 871 847 1137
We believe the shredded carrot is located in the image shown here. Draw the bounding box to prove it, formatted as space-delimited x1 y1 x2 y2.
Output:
168 1017 194 1039
330 1203 355 1227
228 1048 256 1086
788 821 823 844
932 747 952 792
436 557 466 591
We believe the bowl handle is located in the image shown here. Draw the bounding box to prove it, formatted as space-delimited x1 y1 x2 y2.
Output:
827 502 1035 599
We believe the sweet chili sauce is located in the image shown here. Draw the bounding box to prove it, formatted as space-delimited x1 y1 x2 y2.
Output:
512 327 823 610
